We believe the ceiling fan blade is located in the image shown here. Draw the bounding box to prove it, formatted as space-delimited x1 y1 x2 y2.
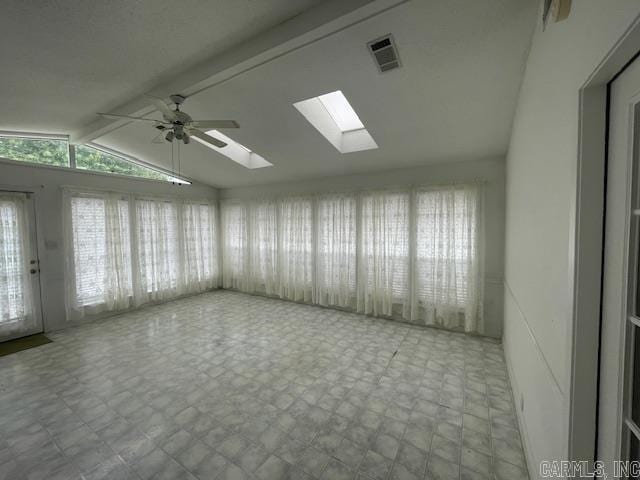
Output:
98 112 165 123
190 120 239 129
146 95 177 121
151 132 165 144
189 128 227 148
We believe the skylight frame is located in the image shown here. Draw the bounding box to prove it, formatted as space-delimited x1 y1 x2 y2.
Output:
192 130 272 169
293 90 378 154
317 91 365 133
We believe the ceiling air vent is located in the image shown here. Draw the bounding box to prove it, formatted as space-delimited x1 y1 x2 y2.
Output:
367 34 400 73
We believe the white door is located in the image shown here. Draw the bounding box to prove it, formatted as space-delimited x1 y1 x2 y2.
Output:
0 191 43 342
599 55 640 464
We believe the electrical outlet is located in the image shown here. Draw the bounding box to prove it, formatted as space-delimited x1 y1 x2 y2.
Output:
520 393 524 412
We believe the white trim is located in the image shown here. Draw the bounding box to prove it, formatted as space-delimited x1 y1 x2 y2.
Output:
0 154 193 186
0 130 193 184
0 130 68 140
570 12 640 462
61 185 215 205
83 142 190 182
506 281 565 395
625 418 640 440
70 0 410 145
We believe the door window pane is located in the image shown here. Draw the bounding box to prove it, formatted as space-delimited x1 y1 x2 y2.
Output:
633 325 640 426
0 197 30 322
630 431 640 462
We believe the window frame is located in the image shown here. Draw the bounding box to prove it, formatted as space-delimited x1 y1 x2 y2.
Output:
414 186 478 309
0 131 192 185
0 132 70 168
68 192 134 308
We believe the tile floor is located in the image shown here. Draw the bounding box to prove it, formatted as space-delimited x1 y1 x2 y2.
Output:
0 291 528 480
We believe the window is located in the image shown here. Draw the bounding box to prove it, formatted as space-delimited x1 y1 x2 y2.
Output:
316 194 357 306
215 185 483 332
293 90 378 153
0 136 69 167
182 202 218 291
360 191 410 309
65 189 219 319
415 186 478 309
0 194 32 324
248 201 279 293
69 194 133 310
193 130 272 169
136 199 180 297
71 196 107 306
0 132 191 183
279 197 314 301
221 203 248 290
75 144 186 183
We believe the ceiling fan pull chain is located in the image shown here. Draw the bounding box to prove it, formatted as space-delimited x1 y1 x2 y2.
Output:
178 142 182 185
171 140 176 184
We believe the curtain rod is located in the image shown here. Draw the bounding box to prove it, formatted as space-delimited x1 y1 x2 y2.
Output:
60 185 216 204
220 179 486 203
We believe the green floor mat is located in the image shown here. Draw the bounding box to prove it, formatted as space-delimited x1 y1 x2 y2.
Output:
0 334 51 357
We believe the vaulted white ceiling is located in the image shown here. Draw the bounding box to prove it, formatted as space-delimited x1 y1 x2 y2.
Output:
0 0 537 188
0 0 327 133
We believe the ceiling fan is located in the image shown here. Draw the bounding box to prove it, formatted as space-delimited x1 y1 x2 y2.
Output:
98 94 238 148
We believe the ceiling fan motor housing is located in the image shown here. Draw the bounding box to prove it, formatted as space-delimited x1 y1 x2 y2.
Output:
170 94 187 105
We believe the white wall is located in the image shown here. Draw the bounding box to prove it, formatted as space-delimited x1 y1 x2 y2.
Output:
220 156 506 338
503 1 640 476
0 159 217 332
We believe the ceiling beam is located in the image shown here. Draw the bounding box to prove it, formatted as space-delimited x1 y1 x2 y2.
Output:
70 0 408 145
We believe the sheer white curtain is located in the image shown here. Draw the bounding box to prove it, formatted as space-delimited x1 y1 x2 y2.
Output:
315 194 357 308
220 202 248 290
217 183 485 333
357 190 410 318
134 199 180 303
279 197 314 302
413 185 483 332
0 193 35 335
64 189 220 319
182 202 219 294
63 190 133 319
248 200 279 295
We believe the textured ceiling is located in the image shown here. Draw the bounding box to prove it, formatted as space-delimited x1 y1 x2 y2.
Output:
1 0 537 188
0 0 326 133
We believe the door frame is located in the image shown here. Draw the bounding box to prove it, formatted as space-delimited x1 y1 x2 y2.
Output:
0 184 46 341
570 14 640 461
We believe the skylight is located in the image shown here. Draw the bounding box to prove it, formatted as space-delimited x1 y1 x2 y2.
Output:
293 90 378 153
193 130 272 169
318 91 365 132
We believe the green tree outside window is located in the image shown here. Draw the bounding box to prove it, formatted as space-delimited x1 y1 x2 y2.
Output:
0 137 69 166
0 136 181 183
75 145 170 181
